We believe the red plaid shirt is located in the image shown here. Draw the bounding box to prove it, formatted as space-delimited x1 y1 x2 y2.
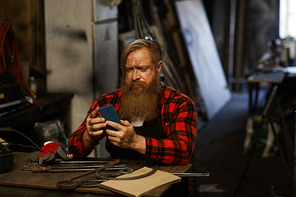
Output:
69 85 197 164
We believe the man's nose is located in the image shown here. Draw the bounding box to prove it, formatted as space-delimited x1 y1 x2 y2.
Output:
131 69 140 80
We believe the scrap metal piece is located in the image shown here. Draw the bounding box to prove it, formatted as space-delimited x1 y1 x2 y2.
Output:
56 159 122 190
96 165 157 180
172 172 210 178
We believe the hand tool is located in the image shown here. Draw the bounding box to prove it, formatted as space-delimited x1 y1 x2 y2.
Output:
27 163 125 171
76 166 159 188
22 161 127 171
57 165 158 190
39 163 126 169
56 159 121 190
95 165 158 180
29 164 208 177
32 166 133 174
95 167 209 180
58 160 120 164
172 172 210 177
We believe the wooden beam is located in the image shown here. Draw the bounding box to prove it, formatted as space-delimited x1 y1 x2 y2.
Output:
234 0 245 91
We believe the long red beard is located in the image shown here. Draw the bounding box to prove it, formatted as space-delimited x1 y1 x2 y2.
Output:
118 75 161 122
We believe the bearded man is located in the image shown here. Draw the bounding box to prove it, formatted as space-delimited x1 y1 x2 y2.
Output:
68 39 197 165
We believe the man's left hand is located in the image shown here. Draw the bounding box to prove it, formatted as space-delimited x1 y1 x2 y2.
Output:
105 120 146 154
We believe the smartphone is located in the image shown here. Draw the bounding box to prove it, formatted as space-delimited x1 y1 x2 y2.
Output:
99 105 121 130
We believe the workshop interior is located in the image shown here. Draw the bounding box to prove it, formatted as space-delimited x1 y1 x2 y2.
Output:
0 0 296 196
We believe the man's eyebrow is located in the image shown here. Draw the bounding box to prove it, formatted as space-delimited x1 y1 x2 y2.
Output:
135 65 151 68
125 65 151 69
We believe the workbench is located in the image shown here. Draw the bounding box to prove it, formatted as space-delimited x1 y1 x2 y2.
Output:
0 152 192 197
247 65 296 113
236 66 296 195
247 70 285 113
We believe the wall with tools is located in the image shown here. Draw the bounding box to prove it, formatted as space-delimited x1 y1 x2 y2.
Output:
0 0 46 94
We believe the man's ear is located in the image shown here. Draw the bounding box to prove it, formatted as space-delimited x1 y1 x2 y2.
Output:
157 61 162 73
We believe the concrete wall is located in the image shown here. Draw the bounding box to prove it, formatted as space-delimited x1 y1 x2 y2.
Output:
44 0 119 157
44 0 95 155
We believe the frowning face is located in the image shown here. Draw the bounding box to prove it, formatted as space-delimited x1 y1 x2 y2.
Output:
124 47 161 92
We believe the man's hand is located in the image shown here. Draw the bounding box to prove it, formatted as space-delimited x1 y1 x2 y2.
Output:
83 106 107 148
105 120 146 155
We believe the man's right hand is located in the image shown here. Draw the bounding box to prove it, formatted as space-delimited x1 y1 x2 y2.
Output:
83 106 107 148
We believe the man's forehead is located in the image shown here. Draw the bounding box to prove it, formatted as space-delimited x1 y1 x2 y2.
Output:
125 64 152 68
125 57 153 67
126 48 152 59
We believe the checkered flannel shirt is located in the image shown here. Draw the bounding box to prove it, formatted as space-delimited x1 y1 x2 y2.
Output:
68 85 197 164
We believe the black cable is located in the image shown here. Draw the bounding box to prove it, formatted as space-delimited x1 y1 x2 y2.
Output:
137 0 146 36
131 0 185 94
136 2 144 38
133 0 144 39
132 0 139 39
139 2 154 39
3 141 39 151
0 127 41 150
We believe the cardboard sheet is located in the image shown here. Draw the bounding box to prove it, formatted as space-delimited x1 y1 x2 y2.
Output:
99 167 181 197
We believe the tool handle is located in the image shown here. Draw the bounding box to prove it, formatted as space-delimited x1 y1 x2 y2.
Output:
105 159 121 167
32 166 53 172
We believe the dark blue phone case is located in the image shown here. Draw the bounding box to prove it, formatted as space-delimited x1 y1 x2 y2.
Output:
99 105 121 130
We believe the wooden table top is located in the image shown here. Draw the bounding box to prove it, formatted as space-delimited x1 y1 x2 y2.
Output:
0 152 192 196
247 72 285 84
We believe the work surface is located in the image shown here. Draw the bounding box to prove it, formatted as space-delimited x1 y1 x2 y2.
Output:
0 152 192 197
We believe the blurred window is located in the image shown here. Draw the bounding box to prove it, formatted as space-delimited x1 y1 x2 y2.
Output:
280 0 296 38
